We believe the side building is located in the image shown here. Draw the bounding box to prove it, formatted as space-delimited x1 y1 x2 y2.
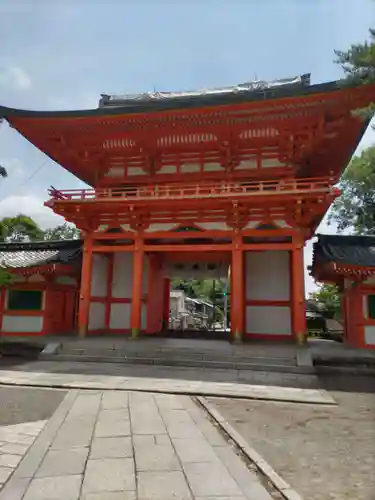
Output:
311 234 375 350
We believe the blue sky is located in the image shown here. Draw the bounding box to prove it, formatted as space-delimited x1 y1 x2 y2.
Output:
0 0 374 293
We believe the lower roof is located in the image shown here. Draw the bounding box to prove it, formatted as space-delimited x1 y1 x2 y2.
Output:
312 234 375 270
0 240 82 269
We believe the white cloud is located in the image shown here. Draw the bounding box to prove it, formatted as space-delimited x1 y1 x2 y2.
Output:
0 194 64 229
0 66 31 90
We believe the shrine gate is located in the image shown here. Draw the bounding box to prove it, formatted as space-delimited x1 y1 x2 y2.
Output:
1 74 374 342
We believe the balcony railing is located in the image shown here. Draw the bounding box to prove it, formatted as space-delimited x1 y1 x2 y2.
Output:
47 177 337 204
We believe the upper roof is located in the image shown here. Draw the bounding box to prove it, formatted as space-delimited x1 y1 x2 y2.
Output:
0 75 360 119
312 234 375 270
1 75 374 187
99 74 311 108
0 239 82 270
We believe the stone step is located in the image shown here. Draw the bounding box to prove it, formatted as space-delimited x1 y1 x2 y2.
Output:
58 347 296 366
40 351 313 373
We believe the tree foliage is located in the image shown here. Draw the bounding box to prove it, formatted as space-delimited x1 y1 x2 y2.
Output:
335 28 375 85
329 29 375 233
0 268 13 287
0 215 44 242
329 147 375 233
309 284 341 320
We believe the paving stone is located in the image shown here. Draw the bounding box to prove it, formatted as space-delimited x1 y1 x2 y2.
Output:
36 447 89 478
131 415 167 435
137 470 192 500
172 436 220 463
0 477 31 500
102 391 129 409
97 409 130 423
183 462 244 497
214 446 273 500
0 443 29 456
0 454 22 468
12 422 46 437
194 418 228 446
0 434 34 446
161 409 195 425
165 420 204 439
154 394 186 410
67 394 102 417
22 474 82 500
94 419 131 438
90 437 132 459
51 421 93 449
82 458 135 494
133 434 180 472
195 497 247 500
0 467 12 483
81 493 136 500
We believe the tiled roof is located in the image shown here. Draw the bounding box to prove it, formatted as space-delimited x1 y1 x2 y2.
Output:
312 234 375 269
0 240 82 269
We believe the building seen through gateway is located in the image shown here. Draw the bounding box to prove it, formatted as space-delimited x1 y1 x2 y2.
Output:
1 74 375 346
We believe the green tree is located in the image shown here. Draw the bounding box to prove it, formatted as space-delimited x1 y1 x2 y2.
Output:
329 147 375 233
0 215 43 242
329 29 375 233
309 284 341 320
0 268 13 287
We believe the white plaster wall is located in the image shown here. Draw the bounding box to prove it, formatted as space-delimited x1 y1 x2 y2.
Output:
109 303 147 330
246 306 291 335
88 302 105 330
364 325 375 345
91 254 108 298
112 253 149 298
112 253 133 298
110 303 131 329
2 315 43 333
245 251 290 300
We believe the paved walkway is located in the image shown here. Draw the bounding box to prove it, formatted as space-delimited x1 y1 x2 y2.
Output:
0 390 275 500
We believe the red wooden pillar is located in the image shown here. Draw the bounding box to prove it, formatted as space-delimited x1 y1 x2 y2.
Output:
130 235 144 337
291 236 306 343
231 233 244 341
78 234 93 337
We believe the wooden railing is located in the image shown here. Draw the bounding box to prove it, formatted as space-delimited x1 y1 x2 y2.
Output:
47 177 336 203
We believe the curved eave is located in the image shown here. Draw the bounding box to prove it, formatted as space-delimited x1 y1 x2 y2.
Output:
0 79 351 120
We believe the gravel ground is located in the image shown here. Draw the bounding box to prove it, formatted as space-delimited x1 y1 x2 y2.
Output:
209 374 375 500
0 386 66 426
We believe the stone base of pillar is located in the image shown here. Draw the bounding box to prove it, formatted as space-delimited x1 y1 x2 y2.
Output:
131 327 140 339
78 325 87 338
295 331 307 345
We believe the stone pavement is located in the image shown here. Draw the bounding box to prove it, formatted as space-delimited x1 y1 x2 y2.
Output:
0 390 275 500
0 421 46 489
